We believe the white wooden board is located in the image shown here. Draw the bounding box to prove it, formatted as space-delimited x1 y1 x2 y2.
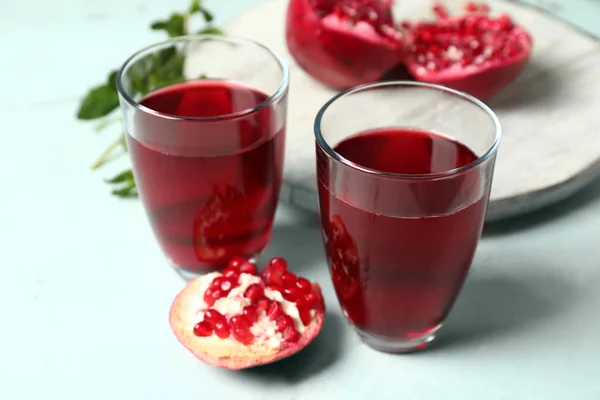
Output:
222 0 600 221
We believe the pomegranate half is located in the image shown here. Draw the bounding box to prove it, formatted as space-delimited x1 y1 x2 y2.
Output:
403 2 533 100
169 257 325 369
286 0 404 90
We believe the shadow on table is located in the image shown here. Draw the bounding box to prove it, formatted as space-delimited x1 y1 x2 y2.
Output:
236 311 347 383
483 177 600 237
431 269 575 351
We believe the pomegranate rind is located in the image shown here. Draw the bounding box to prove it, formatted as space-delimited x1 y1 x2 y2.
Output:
285 0 404 90
404 20 533 100
169 278 326 370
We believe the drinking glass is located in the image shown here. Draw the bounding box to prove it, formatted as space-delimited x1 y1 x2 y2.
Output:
117 35 289 276
314 81 501 353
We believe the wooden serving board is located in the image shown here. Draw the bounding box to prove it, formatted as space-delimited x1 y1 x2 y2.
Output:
223 0 600 221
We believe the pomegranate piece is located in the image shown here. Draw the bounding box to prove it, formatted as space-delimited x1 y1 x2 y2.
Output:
169 257 326 370
402 3 533 100
285 0 404 90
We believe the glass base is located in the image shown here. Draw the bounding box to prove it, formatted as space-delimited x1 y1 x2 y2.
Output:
170 254 261 281
354 324 442 354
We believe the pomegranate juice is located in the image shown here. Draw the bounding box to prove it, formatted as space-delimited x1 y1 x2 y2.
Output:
317 128 488 340
127 81 285 272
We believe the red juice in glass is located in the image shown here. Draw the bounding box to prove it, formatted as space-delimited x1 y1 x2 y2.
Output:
128 81 285 271
315 82 500 352
117 36 289 275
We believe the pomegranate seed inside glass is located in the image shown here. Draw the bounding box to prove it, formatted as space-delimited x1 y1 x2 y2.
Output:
315 82 500 353
117 36 288 275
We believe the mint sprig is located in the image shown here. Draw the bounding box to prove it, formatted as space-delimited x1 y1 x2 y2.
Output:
76 0 223 198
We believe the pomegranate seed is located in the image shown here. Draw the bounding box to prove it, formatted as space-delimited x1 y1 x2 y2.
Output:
220 277 236 293
295 297 309 312
244 283 264 303
464 2 478 12
243 305 258 323
211 288 225 301
256 298 271 312
282 286 303 301
497 14 513 30
268 257 288 273
295 277 312 293
229 315 254 344
193 321 213 337
222 267 240 281
239 261 258 275
281 271 298 287
299 310 312 326
203 309 224 325
433 4 449 19
400 21 411 30
211 277 225 289
232 328 254 345
276 315 295 332
427 43 441 55
267 302 284 320
203 288 216 306
422 31 435 43
262 269 284 287
213 321 231 339
229 315 251 330
479 3 490 14
227 257 245 270
304 291 319 309
283 327 300 343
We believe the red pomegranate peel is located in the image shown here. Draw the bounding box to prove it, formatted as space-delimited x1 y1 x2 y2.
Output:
286 0 404 89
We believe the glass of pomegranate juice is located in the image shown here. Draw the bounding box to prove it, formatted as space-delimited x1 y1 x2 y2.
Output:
315 81 501 353
116 36 289 276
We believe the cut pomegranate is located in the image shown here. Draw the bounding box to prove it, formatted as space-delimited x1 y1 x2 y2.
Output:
169 256 325 370
286 0 404 90
402 2 533 100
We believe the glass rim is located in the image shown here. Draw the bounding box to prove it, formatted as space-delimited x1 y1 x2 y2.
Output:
116 34 290 122
314 81 502 180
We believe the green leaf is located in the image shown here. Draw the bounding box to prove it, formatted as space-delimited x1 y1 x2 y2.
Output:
197 26 223 35
77 85 119 120
189 0 201 14
111 184 138 198
150 21 167 30
107 70 118 89
105 169 135 184
151 13 186 38
200 9 214 23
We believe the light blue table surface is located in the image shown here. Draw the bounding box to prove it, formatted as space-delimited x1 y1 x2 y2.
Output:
1 1 599 399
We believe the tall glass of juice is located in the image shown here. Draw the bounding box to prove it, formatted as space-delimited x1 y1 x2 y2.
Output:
117 36 289 276
314 81 501 353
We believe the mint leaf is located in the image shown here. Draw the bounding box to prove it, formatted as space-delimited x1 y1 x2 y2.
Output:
77 85 119 120
108 70 118 89
112 185 138 198
151 13 186 38
105 169 134 184
200 9 213 22
189 0 201 14
197 26 223 35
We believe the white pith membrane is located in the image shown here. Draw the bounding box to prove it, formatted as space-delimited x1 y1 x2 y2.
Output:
169 268 325 370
